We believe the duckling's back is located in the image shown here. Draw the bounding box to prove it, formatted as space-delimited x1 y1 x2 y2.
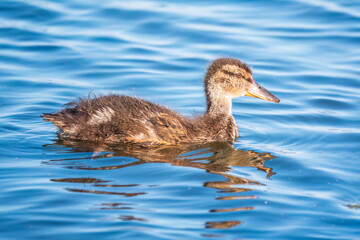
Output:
42 95 191 145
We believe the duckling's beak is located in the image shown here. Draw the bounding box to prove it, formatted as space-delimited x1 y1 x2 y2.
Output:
245 82 280 103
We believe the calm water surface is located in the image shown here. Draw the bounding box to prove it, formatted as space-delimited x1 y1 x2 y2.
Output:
1 0 360 239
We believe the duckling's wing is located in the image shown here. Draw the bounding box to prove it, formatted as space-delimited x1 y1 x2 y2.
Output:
111 113 188 145
150 113 188 144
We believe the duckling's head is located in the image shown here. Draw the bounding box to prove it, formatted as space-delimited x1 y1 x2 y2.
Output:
204 58 279 115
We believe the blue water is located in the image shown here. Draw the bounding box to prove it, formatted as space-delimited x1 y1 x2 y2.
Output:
1 0 360 239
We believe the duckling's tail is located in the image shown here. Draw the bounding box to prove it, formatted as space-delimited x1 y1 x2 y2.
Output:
41 113 66 129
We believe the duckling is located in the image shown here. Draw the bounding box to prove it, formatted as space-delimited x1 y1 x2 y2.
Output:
42 58 279 145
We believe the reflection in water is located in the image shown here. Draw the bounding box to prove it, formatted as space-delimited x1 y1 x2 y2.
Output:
119 215 147 222
44 140 276 230
347 204 360 209
65 188 146 197
99 203 133 211
51 178 108 183
205 221 242 229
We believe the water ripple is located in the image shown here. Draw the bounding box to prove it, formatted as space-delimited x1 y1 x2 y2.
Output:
1 0 360 239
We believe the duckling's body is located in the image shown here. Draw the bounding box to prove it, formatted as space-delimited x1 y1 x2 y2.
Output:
42 95 237 145
42 58 279 145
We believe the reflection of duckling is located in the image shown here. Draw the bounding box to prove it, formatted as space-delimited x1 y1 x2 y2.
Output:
42 58 279 145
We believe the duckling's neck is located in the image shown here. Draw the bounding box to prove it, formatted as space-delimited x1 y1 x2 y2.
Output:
205 83 233 116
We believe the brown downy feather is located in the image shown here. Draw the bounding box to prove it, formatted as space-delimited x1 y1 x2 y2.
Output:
41 94 236 145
